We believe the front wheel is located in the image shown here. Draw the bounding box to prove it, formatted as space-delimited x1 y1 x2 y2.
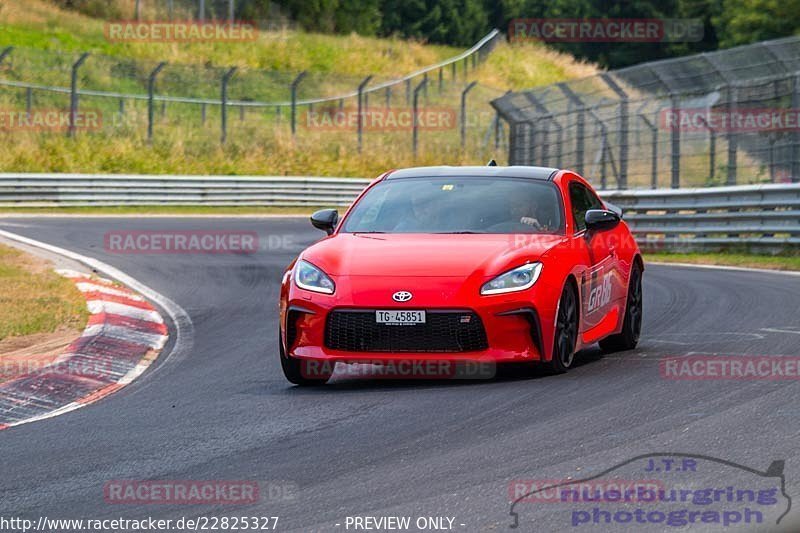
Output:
548 283 579 373
599 263 643 353
279 329 332 385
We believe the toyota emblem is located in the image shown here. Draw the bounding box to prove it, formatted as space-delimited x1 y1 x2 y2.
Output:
392 291 413 302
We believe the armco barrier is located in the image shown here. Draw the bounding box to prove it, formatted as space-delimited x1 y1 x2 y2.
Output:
603 183 800 252
1 174 797 252
0 174 372 207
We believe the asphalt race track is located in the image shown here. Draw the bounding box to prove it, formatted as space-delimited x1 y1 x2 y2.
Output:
1 217 799 532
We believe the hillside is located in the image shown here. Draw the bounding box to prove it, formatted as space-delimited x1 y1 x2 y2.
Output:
0 0 596 177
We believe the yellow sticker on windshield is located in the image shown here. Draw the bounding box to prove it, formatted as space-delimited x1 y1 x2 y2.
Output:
442 184 454 191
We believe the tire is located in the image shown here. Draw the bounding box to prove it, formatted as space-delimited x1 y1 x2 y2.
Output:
599 263 643 353
549 282 579 373
279 329 332 385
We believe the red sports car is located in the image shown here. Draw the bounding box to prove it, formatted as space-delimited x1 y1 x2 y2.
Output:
279 165 643 385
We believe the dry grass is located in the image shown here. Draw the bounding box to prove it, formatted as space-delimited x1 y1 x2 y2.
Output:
474 41 597 90
0 244 88 341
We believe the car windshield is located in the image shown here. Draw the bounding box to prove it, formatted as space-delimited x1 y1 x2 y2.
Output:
342 177 564 234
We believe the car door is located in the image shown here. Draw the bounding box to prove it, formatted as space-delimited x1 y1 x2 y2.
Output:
568 181 618 333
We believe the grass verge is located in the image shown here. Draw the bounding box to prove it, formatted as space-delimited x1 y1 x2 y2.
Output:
0 243 88 341
645 252 800 272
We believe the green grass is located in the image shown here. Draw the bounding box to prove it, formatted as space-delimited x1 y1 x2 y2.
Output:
0 0 458 73
0 0 597 181
0 244 88 341
646 252 800 272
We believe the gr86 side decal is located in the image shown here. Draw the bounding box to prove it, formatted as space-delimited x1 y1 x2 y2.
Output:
587 272 612 314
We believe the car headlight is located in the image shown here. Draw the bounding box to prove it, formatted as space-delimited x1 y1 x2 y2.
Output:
481 262 543 295
294 260 335 294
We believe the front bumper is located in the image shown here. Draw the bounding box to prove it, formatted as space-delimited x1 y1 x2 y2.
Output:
283 278 557 364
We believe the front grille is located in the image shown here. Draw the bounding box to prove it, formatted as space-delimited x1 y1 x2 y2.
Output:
325 310 489 353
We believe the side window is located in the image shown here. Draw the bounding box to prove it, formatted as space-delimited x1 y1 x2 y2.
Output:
569 182 603 232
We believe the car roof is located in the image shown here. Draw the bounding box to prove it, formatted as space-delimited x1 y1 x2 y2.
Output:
384 165 560 181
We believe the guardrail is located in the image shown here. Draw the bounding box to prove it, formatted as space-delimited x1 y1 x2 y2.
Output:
603 183 800 252
1 174 797 252
0 174 371 207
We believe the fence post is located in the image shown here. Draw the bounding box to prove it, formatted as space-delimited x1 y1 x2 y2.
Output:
135 0 141 20
551 117 563 168
792 74 800 182
25 87 32 117
229 0 235 22
726 85 738 185
438 68 443 93
638 114 658 188
495 91 512 151
413 78 428 158
588 110 608 189
0 46 13 65
769 135 777 182
451 62 457 81
524 92 558 166
290 71 307 138
168 0 174 20
460 81 478 149
68 52 90 138
405 79 411 105
697 116 716 181
669 93 681 188
600 74 628 189
385 87 391 108
557 83 585 175
199 0 205 22
147 62 167 142
220 67 237 144
357 75 373 153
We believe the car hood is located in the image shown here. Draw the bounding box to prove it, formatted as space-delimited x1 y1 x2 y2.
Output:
302 233 566 277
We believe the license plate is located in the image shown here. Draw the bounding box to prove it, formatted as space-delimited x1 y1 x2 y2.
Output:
376 310 426 325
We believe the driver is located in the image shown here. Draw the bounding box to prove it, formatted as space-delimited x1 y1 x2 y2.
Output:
394 187 440 232
508 194 544 230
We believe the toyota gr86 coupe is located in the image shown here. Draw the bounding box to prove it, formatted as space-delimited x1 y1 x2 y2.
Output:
279 165 643 385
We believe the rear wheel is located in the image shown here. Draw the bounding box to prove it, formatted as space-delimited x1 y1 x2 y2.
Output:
279 329 332 385
599 263 643 353
549 283 579 373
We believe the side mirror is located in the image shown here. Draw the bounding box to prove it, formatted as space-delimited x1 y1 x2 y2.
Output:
310 209 338 235
585 209 620 232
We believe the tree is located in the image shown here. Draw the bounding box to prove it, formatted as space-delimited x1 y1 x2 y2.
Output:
714 0 800 48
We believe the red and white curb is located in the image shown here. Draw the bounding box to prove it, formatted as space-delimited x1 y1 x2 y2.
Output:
0 228 194 431
0 270 169 430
